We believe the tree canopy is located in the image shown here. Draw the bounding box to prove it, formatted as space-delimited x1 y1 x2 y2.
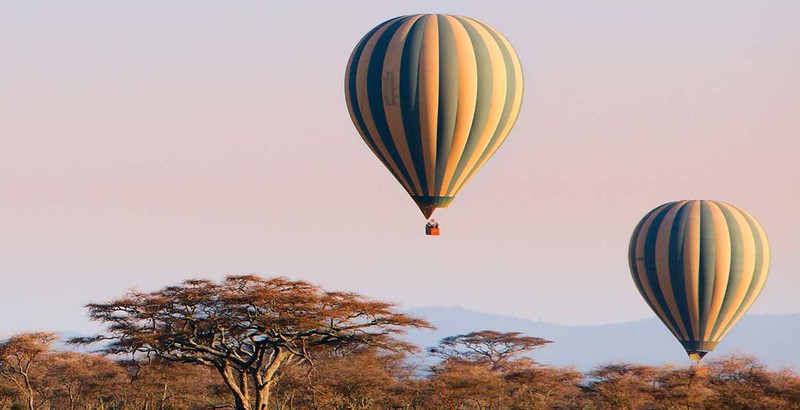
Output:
71 275 431 410
428 330 552 369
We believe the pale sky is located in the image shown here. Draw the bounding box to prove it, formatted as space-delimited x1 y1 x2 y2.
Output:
1 1 798 334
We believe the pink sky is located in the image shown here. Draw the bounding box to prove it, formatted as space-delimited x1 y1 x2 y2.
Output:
1 1 798 333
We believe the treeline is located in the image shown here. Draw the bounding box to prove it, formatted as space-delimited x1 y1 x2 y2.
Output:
1 275 798 410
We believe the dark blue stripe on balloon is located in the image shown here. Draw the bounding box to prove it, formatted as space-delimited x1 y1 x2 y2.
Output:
399 17 428 195
697 201 717 340
629 205 668 315
643 202 685 338
668 202 692 340
347 18 407 185
365 17 417 194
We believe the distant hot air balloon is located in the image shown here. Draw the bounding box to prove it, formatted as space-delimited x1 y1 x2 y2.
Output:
344 14 523 234
628 200 770 361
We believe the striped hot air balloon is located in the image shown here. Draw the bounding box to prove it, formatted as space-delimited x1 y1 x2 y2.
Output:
628 200 770 361
344 14 523 223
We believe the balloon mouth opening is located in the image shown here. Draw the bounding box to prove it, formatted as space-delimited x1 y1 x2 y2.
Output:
687 351 710 362
680 341 719 361
413 196 455 219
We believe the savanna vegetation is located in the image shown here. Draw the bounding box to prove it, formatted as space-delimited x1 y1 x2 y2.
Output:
1 275 798 410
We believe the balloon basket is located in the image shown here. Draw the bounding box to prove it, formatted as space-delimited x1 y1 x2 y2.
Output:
425 226 440 236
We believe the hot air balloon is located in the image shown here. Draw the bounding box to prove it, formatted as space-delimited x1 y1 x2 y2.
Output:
628 200 770 361
344 14 523 235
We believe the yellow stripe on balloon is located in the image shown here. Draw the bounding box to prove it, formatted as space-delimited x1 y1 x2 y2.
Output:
683 201 702 340
418 15 440 196
452 17 523 196
438 16 478 196
710 204 754 340
446 17 508 197
480 18 523 145
741 206 771 310
714 205 770 341
655 202 690 340
702 201 732 341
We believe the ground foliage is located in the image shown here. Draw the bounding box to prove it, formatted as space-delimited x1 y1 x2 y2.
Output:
2 275 798 410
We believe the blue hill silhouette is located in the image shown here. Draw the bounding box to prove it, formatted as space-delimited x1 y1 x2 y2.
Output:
404 306 800 371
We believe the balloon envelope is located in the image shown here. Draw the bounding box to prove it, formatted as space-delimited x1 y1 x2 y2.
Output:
345 14 523 218
628 200 770 360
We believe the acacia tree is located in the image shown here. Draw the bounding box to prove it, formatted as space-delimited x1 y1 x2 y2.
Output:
424 359 511 409
502 359 584 409
283 348 408 409
71 275 431 410
121 359 228 409
43 351 126 410
428 331 552 370
585 363 659 410
654 364 713 410
703 354 794 410
0 332 57 410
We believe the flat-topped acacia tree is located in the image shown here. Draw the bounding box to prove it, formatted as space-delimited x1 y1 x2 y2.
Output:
71 275 432 410
428 330 552 370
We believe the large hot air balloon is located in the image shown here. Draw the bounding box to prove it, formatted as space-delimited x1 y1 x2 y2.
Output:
628 200 770 361
344 14 523 234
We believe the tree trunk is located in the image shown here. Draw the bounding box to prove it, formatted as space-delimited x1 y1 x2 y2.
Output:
160 383 168 410
254 348 291 410
256 385 271 410
19 371 35 410
255 378 281 410
67 387 76 410
234 395 252 410
217 365 252 410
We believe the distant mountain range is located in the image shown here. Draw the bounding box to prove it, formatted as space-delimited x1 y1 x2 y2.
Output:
403 306 800 371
